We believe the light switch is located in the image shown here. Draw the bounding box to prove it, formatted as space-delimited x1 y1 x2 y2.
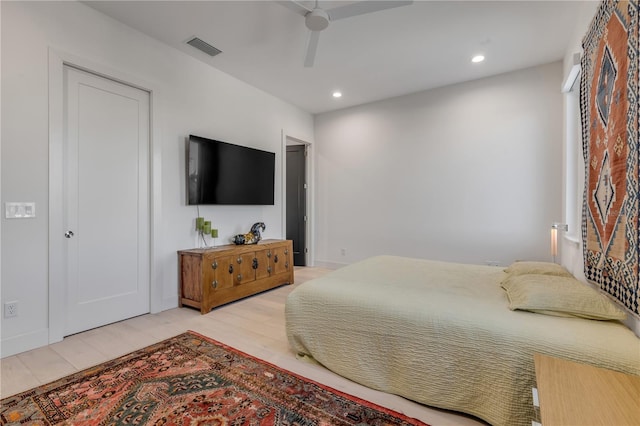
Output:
23 203 35 217
5 202 36 218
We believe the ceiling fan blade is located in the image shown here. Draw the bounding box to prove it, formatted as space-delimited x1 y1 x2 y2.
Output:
327 0 413 21
276 0 312 17
304 31 321 67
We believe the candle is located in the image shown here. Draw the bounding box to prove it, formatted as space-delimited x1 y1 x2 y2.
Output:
211 228 219 238
551 227 558 257
203 221 211 234
196 217 204 231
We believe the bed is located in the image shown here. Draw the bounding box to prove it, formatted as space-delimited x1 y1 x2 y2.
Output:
285 256 640 426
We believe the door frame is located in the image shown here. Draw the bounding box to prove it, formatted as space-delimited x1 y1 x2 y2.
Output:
281 131 314 266
48 48 163 343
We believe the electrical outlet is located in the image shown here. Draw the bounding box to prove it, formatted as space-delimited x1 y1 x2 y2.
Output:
4 301 18 318
340 248 346 256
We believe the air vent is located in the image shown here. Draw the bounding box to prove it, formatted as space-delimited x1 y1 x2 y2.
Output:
186 37 222 57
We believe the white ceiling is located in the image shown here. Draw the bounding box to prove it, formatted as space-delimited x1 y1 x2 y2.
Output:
85 0 586 114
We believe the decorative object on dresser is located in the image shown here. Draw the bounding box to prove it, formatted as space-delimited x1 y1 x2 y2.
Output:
580 0 639 317
195 215 219 247
232 221 265 245
179 239 293 313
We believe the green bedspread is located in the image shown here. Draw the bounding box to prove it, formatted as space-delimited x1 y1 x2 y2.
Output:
285 256 640 426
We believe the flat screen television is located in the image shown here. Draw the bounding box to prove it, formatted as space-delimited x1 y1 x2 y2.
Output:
187 134 275 205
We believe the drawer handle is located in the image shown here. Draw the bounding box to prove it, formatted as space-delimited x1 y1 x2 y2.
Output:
252 258 259 269
228 265 234 274
212 280 218 289
284 249 289 255
212 261 218 270
237 273 242 281
274 254 279 263
267 251 272 258
267 266 272 274
285 261 289 268
237 257 242 264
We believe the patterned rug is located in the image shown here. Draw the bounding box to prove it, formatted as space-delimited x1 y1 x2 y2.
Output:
580 0 639 317
0 331 428 425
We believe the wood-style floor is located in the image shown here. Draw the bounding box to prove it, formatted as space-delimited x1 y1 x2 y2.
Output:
0 267 485 425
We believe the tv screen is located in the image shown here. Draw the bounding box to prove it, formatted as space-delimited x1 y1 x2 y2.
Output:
187 135 275 205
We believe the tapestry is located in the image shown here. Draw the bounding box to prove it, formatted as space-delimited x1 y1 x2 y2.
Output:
580 0 639 317
0 331 428 425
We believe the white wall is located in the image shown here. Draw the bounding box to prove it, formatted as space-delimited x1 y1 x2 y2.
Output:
0 1 313 356
314 62 564 268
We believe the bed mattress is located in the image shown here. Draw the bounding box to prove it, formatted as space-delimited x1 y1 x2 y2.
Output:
285 255 640 426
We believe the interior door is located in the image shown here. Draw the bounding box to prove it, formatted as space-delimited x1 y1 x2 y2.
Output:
63 65 150 336
286 144 307 266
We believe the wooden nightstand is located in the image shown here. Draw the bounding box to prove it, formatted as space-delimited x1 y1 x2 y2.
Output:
533 353 640 425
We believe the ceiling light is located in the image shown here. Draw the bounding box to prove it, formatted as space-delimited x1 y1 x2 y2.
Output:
472 55 485 63
332 91 342 98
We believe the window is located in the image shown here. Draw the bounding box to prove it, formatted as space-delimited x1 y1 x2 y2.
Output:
564 62 582 242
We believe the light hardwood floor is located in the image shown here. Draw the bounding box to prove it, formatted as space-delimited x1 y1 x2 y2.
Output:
0 267 485 426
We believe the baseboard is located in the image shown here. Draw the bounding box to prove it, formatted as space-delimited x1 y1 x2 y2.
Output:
313 260 348 270
1 328 49 358
161 295 179 312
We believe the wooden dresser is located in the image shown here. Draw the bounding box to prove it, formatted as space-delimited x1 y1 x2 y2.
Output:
178 239 294 314
534 353 640 426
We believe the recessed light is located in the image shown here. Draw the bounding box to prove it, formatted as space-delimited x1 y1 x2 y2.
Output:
472 55 485 63
332 91 342 98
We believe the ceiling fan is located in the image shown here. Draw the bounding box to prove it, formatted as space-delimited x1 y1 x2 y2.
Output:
278 0 413 67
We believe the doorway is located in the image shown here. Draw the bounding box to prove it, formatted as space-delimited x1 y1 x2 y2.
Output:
61 65 150 336
286 144 307 266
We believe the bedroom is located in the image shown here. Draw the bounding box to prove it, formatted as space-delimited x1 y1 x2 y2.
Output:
1 0 638 425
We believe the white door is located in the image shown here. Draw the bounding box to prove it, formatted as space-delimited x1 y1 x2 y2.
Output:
63 65 150 336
